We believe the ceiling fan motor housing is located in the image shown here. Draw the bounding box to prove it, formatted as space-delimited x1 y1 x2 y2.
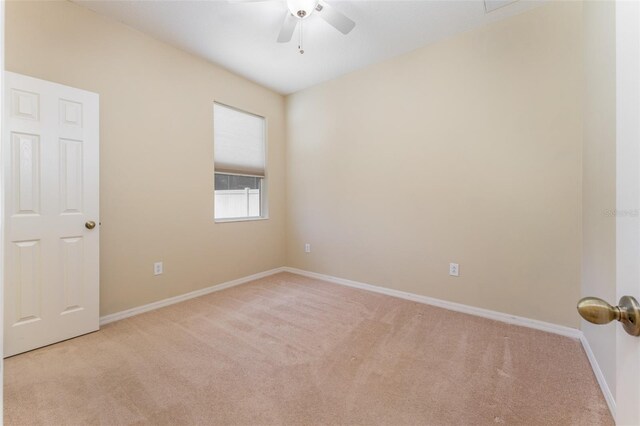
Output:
287 0 320 19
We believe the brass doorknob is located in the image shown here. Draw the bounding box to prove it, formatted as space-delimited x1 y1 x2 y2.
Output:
577 296 640 336
85 221 96 230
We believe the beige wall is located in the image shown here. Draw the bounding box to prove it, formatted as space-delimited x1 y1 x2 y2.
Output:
6 0 589 330
582 0 617 399
5 0 287 316
286 2 584 327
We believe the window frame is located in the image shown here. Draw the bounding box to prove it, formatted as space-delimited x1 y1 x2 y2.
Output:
213 101 269 223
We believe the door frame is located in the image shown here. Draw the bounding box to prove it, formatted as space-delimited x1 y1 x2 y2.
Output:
1 0 6 419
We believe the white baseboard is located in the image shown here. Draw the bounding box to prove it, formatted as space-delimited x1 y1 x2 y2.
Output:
101 266 581 337
580 334 616 420
99 267 286 326
283 267 582 339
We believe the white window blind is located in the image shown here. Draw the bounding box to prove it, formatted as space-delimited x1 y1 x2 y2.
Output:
214 103 266 177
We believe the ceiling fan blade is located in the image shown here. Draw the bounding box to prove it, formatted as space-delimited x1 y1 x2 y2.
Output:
277 13 298 43
316 0 355 35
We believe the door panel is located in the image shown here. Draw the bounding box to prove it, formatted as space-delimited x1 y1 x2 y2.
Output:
12 240 41 325
12 133 40 215
615 1 640 424
11 89 39 122
60 138 83 214
60 236 84 314
59 99 82 128
4 72 99 357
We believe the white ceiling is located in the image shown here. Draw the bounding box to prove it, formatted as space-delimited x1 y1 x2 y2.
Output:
75 0 544 95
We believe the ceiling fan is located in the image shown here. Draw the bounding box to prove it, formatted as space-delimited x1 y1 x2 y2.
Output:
233 0 356 54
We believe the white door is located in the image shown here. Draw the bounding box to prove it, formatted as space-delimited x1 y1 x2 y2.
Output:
616 1 640 424
3 72 99 357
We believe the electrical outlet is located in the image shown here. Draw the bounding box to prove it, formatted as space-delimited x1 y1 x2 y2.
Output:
304 243 311 253
449 263 459 277
154 262 163 276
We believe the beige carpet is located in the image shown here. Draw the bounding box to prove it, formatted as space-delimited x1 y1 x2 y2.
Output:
5 272 612 425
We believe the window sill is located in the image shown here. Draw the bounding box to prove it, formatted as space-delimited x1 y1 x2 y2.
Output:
214 216 269 224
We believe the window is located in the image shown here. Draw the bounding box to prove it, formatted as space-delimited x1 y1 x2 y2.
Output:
214 103 267 221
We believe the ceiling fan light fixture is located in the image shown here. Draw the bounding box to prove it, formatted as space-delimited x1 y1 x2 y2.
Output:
287 0 319 19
